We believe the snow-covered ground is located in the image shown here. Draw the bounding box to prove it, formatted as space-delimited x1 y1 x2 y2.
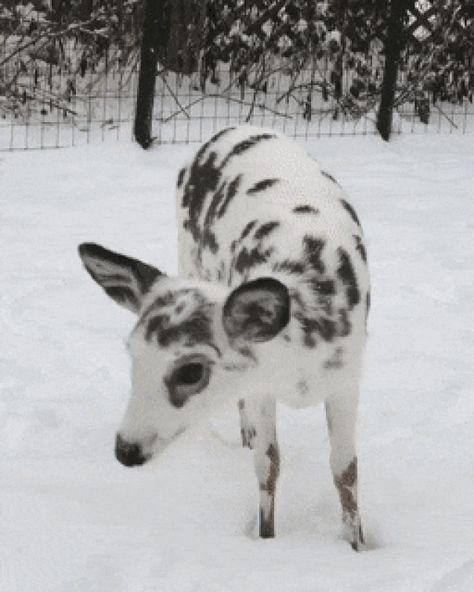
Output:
1 132 474 592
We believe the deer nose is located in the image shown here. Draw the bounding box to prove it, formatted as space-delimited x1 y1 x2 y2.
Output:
115 434 150 467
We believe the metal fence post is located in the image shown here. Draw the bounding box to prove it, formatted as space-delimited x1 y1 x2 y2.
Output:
134 0 169 149
377 0 412 141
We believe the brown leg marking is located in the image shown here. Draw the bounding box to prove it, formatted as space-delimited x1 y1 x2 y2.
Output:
259 442 280 538
334 457 365 551
238 399 256 449
241 426 256 449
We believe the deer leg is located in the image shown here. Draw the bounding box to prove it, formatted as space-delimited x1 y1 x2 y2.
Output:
238 399 256 449
325 393 365 551
252 398 280 538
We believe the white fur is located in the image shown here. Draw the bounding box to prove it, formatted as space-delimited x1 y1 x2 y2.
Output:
84 126 369 544
175 125 368 411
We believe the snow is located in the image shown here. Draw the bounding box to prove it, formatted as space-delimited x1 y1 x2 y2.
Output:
1 132 474 591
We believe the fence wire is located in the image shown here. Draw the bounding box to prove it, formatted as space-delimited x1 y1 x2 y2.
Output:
0 37 472 151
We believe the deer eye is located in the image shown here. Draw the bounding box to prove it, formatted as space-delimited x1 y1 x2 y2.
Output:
175 363 204 385
166 356 211 408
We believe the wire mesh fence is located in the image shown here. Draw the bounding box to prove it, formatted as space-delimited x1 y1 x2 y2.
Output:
0 38 139 150
1 46 472 152
0 1 473 151
153 62 473 145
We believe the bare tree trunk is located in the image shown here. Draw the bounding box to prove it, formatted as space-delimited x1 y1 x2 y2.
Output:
377 0 411 141
134 0 169 149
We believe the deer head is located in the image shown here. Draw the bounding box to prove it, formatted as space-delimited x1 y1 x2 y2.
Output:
78 243 290 466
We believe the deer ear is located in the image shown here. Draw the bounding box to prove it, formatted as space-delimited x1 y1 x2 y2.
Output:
223 277 290 343
78 243 163 313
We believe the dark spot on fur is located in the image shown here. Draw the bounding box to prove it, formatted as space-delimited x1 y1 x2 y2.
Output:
238 345 257 363
247 178 280 194
337 248 360 309
262 444 279 486
216 261 226 282
153 291 177 307
241 427 256 448
322 170 338 184
145 314 168 342
220 134 276 169
273 259 305 275
176 311 214 347
213 127 236 142
182 150 221 243
341 199 361 228
217 174 242 218
234 246 273 275
177 167 186 189
200 175 243 255
312 279 335 295
241 220 258 239
303 235 326 274
337 308 352 337
204 127 236 151
354 235 367 263
200 179 227 253
295 313 337 347
254 221 280 241
317 317 337 341
194 128 235 168
202 234 219 254
140 289 192 322
144 291 215 348
307 277 335 316
230 219 277 279
293 205 319 215
290 288 305 310
291 286 339 347
181 128 236 246
149 309 213 347
205 180 227 222
232 218 278 276
181 132 279 280
324 346 344 369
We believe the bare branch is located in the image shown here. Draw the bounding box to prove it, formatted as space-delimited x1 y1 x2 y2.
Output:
160 93 292 124
157 72 190 120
